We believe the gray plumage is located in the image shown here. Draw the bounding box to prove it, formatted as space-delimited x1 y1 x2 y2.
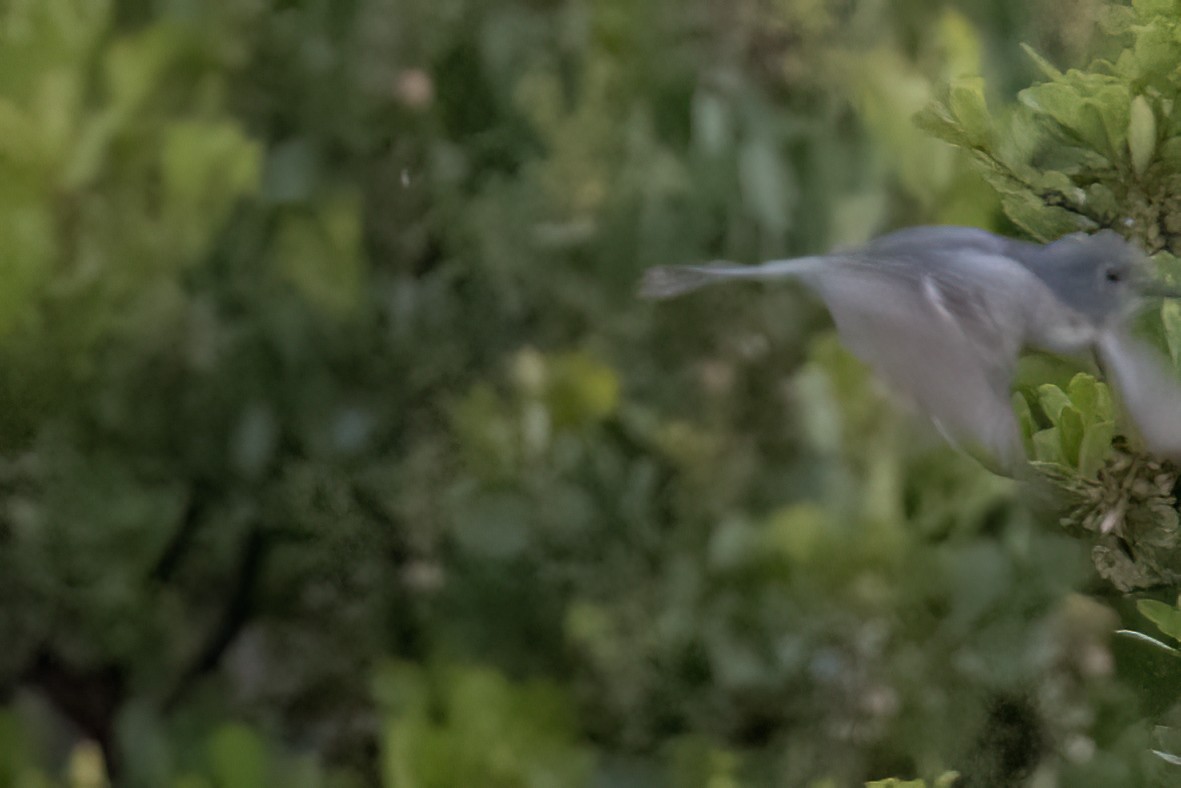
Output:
640 226 1181 471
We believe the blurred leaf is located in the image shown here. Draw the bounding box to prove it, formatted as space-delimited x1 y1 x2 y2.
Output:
66 741 107 788
104 26 185 116
1032 426 1066 465
1128 95 1157 175
738 137 794 237
545 352 620 428
208 724 268 788
1162 300 1181 368
275 195 365 315
763 504 830 565
1037 383 1073 424
1133 0 1180 14
450 489 532 560
1077 421 1115 478
948 77 992 146
161 119 262 254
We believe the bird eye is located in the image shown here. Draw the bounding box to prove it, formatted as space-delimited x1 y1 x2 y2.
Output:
1105 268 1122 283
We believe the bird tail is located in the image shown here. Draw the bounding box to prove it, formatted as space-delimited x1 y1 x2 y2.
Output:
638 258 821 300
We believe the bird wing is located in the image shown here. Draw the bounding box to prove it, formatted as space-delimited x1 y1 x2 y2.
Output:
1096 326 1181 460
805 251 1037 470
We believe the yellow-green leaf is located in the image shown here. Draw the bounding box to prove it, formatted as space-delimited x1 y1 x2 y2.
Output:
948 77 992 146
1129 95 1156 175
1139 598 1181 644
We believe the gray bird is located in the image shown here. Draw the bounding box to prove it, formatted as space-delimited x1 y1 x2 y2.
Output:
640 226 1181 472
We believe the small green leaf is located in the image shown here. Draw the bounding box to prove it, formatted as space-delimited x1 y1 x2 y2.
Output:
999 191 1095 242
948 77 992 146
1067 373 1102 423
1133 23 1181 76
1138 599 1181 643
1058 406 1085 467
1077 421 1115 478
1020 82 1104 152
913 103 974 148
1129 95 1157 175
1037 384 1072 424
1012 391 1037 456
1162 300 1181 369
1032 427 1065 465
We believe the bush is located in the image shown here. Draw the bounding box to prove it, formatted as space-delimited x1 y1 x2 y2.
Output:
1 0 1180 786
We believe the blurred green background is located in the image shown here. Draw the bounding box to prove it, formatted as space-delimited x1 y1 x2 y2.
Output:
3 0 1181 786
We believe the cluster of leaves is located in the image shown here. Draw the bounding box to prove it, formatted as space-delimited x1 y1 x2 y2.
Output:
920 0 1181 591
918 0 1181 248
1 0 1181 787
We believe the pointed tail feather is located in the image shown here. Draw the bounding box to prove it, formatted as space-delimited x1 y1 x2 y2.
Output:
638 258 821 300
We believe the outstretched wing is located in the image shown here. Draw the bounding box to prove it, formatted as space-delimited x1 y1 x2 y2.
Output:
809 251 1039 471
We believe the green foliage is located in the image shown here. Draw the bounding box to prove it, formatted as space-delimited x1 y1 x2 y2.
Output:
866 773 959 788
924 4 1181 593
0 0 1180 787
374 662 591 787
1017 373 1116 475
1135 598 1181 645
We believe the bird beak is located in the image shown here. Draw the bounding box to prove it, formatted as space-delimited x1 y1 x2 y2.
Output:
1133 275 1181 299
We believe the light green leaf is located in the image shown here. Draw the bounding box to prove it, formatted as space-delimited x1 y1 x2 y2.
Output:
913 103 974 149
1077 421 1115 478
161 119 262 256
1012 391 1037 457
1133 0 1181 15
948 77 992 146
1020 82 1103 150
1129 95 1157 175
1138 598 1181 643
1058 406 1085 467
1133 23 1180 76
763 504 830 564
1066 373 1106 423
545 352 621 428
1032 427 1065 466
1162 300 1181 368
104 26 184 115
999 191 1096 242
1037 384 1072 424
